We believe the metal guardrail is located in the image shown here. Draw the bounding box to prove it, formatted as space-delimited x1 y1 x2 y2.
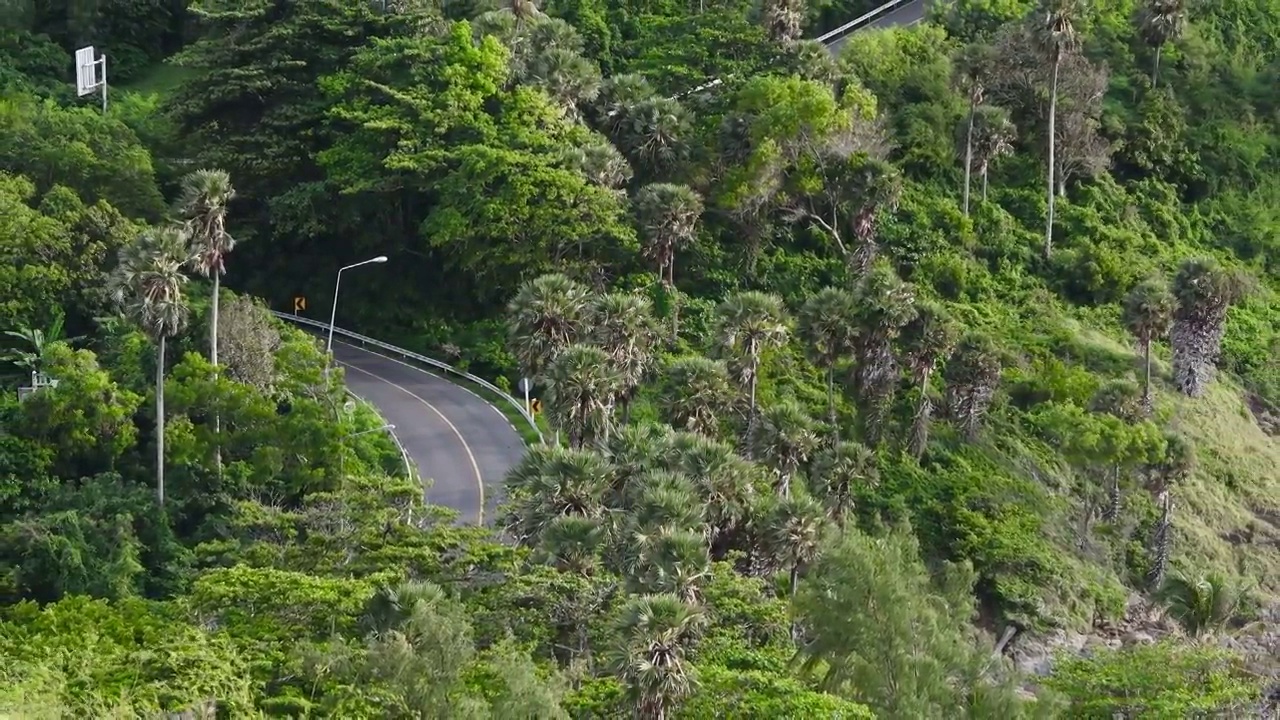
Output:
815 0 920 45
271 311 543 444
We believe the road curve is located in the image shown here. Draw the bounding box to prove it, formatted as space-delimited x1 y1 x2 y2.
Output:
332 339 525 525
825 0 932 55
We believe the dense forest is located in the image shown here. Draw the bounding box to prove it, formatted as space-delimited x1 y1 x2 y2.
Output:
1 0 1278 716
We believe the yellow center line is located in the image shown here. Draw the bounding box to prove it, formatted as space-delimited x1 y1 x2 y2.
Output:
338 359 486 525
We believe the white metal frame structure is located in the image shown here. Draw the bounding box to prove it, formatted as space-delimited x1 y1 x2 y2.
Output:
75 46 108 113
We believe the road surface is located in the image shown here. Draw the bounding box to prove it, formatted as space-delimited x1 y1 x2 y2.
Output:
333 339 526 525
825 0 931 54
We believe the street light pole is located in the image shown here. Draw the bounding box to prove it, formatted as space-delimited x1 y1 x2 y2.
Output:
325 255 388 376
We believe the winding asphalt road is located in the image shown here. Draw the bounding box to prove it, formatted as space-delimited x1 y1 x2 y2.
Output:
825 0 931 54
333 339 525 525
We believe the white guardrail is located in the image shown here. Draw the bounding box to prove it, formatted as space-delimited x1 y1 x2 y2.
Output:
815 0 919 45
271 311 544 445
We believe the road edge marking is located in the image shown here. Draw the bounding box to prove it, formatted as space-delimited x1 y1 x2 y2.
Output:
339 359 486 525
332 338 526 444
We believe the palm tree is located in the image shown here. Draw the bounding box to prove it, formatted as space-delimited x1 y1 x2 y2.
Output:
529 46 602 120
539 515 606 576
847 159 904 276
761 0 806 45
109 226 191 506
545 344 623 448
749 401 820 498
561 140 634 193
761 494 826 604
656 356 736 437
595 73 655 138
1034 0 1080 258
852 263 917 445
502 445 614 544
1170 258 1246 398
591 292 658 424
178 169 236 368
1136 0 1186 87
634 183 703 341
1123 277 1176 413
507 273 593 383
798 288 860 427
637 528 712 603
810 441 878 529
954 44 995 216
944 333 1002 441
669 433 762 554
712 291 790 429
899 301 958 459
971 105 1017 201
617 97 692 181
608 594 706 720
1155 572 1243 639
604 423 674 504
1146 432 1194 589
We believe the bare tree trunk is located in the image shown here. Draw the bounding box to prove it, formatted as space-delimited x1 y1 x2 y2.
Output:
1045 56 1061 258
982 165 990 201
826 366 836 427
908 368 934 459
963 103 976 216
1152 45 1162 88
157 336 166 506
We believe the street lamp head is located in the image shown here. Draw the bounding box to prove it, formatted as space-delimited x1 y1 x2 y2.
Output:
385 424 396 430
371 255 388 263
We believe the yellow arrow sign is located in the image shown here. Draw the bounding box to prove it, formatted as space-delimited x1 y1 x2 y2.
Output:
294 296 307 313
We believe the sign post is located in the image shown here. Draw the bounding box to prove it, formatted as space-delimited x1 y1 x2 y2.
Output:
75 46 107 113
518 377 532 416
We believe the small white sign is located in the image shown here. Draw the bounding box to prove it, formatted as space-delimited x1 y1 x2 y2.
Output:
518 378 532 394
75 46 99 96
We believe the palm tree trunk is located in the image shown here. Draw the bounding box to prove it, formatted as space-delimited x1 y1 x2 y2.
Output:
982 165 990 201
668 260 680 344
211 274 222 477
826 366 836 427
1152 45 1162 88
963 102 976 216
1045 56 1060 258
1142 338 1153 414
908 368 933 459
156 336 166 506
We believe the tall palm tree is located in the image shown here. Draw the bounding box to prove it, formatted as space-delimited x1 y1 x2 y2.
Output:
109 227 191 506
618 98 692 181
545 343 623 448
637 528 712 603
971 105 1017 201
798 288 860 427
761 0 806 45
852 263 917 446
608 594 706 720
1155 572 1243 639
507 273 594 383
847 159 904 276
1034 0 1079 258
502 445 614 544
1146 432 1194 589
899 301 958 459
810 440 878 529
539 515 606 576
944 333 1003 441
669 433 762 554
954 44 995 216
1170 258 1246 398
178 169 236 368
712 291 790 429
656 356 736 437
634 183 703 341
591 292 658 424
1123 276 1176 413
749 401 820 498
1136 0 1186 87
761 494 826 604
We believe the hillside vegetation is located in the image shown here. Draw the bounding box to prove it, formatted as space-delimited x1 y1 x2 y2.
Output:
1 0 1278 716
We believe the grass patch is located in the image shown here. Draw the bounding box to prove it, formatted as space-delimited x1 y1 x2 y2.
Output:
119 60 195 97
